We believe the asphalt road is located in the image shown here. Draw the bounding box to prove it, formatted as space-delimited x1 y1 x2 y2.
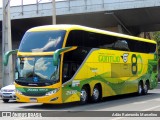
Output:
0 84 160 120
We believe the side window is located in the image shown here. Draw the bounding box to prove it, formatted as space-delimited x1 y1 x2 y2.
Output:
86 32 99 48
62 62 80 83
62 63 69 83
66 30 156 53
145 42 156 53
66 30 118 49
99 34 117 49
66 30 83 46
113 40 130 51
127 40 156 53
70 63 78 76
66 30 100 48
62 47 91 84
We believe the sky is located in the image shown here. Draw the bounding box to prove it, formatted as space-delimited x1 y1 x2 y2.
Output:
0 0 64 7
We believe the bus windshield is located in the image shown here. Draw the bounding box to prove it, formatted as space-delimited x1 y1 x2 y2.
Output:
19 30 66 52
15 57 60 86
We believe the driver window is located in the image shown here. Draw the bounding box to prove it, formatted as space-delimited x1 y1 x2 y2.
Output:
62 63 69 83
62 63 80 83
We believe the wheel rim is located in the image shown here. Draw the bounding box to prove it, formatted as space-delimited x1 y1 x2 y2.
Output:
144 84 148 93
81 89 87 102
138 84 142 94
93 88 99 100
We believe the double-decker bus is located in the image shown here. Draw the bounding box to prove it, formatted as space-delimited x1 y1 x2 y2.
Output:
4 25 158 104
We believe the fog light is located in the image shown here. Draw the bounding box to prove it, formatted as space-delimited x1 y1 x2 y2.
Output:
50 97 58 101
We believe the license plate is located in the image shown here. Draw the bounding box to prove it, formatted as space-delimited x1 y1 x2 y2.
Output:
30 98 37 102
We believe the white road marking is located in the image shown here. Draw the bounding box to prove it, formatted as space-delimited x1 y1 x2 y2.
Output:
132 101 147 104
142 105 160 111
132 98 160 104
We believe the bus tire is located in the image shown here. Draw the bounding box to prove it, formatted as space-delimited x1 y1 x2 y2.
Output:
91 84 101 103
138 82 143 95
80 86 89 104
143 81 149 95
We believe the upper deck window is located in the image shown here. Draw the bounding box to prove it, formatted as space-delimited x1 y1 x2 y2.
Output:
19 30 66 52
66 30 156 53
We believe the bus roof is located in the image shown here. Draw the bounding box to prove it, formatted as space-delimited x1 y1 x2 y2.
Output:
28 24 156 44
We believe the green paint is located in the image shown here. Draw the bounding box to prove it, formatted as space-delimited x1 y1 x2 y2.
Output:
79 72 132 95
16 87 54 96
62 82 80 102
17 87 53 92
53 47 73 66
137 54 143 74
98 55 120 63
3 49 18 66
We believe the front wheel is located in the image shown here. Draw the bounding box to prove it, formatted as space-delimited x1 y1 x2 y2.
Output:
80 86 89 104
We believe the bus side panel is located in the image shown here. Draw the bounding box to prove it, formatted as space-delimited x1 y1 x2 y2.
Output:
73 49 158 98
61 49 158 103
62 81 81 103
73 49 128 97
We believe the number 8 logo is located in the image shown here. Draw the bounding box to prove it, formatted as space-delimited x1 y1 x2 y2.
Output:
131 54 137 75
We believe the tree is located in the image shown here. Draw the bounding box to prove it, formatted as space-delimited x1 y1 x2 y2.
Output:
153 32 160 58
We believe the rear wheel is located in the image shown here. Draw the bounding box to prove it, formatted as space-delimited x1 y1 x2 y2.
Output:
138 82 143 95
80 86 89 104
3 99 9 103
143 81 149 95
91 85 101 102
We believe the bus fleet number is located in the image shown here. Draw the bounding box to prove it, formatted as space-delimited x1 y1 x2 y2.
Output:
131 54 137 75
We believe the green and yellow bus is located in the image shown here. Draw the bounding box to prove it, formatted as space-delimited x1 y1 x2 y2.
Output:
4 25 158 104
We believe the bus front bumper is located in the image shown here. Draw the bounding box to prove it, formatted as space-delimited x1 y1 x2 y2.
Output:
16 93 62 104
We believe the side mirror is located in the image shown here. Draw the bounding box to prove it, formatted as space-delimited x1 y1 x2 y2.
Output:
3 49 18 66
53 47 72 66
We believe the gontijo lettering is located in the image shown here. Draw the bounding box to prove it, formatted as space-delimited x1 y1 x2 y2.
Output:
98 55 120 63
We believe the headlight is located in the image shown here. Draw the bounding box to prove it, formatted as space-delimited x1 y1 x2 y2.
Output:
45 88 59 96
16 89 22 95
